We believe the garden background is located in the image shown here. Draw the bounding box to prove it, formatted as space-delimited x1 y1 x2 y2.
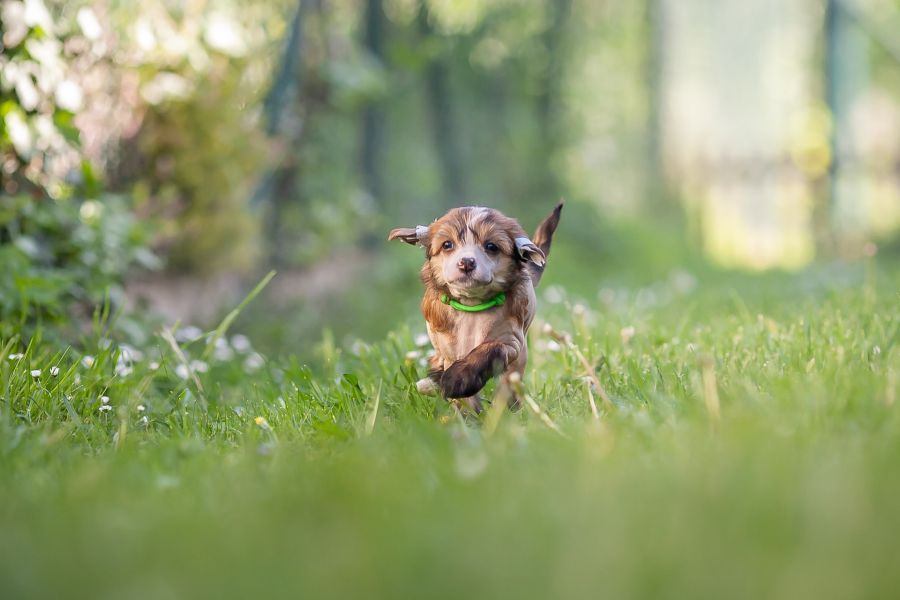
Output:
2 1 900 598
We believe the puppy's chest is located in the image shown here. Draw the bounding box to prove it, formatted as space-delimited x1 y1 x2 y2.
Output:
431 312 496 360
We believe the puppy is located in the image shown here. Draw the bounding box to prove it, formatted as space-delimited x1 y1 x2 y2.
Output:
389 204 562 411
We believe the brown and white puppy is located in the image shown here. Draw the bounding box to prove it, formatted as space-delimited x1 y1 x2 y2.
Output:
389 204 562 411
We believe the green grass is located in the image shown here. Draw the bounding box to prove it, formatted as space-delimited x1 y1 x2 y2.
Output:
1 260 899 599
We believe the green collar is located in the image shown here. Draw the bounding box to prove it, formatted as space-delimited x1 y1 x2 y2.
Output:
440 292 506 312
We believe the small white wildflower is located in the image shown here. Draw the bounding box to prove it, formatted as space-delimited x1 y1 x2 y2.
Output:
74 374 81 385
100 395 110 404
620 326 636 345
50 366 60 377
114 361 133 377
174 364 190 380
254 416 271 430
190 360 209 373
30 369 41 378
544 285 565 304
99 405 112 413
507 371 521 384
212 338 234 362
231 334 252 353
119 344 144 363
243 352 264 372
175 325 203 342
277 396 286 409
873 346 881 356
405 350 422 361
149 361 160 371
8 353 24 361
139 415 149 426
81 355 95 368
137 404 146 412
546 340 561 353
573 304 587 317
414 333 430 347
686 343 697 353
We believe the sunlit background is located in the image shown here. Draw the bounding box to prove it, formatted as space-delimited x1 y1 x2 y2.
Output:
2 0 899 353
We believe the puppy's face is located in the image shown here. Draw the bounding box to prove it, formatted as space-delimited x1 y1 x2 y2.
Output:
390 206 546 302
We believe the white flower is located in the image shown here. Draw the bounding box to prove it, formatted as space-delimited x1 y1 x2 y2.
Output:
175 325 203 342
81 355 95 368
212 337 234 362
174 364 190 380
137 404 146 412
149 361 160 371
100 396 110 404
190 360 209 373
8 353 24 361
115 359 133 377
405 350 422 361
243 352 264 372
76 7 102 40
546 340 561 353
620 326 636 345
30 369 41 377
414 333 431 347
55 80 83 112
50 366 60 376
99 405 112 413
119 344 144 363
231 334 252 353
139 415 149 426
204 12 247 57
544 285 566 304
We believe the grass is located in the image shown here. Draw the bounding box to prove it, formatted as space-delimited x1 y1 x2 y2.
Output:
1 258 899 599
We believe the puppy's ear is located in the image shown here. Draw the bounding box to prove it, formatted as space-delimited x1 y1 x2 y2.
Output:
515 236 546 267
388 225 429 247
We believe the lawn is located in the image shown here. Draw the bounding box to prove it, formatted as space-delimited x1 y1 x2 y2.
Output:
1 260 898 599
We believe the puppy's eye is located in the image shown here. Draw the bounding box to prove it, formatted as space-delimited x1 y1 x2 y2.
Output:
442 240 454 251
484 242 499 253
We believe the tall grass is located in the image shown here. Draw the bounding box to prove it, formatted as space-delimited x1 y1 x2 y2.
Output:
1 262 898 599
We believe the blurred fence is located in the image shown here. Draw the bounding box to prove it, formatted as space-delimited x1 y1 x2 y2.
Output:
654 0 900 268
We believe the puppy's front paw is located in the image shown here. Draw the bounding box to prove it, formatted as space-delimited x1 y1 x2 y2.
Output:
416 377 439 395
440 362 486 399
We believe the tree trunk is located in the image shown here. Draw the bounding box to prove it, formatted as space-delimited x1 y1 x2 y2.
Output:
360 0 386 204
418 10 467 208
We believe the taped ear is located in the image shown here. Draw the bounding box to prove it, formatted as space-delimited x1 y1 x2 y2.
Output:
515 236 546 267
388 225 429 247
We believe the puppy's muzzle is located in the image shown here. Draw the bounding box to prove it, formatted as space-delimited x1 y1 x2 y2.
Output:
457 257 476 273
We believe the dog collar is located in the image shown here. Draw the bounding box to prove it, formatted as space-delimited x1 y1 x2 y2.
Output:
440 292 506 312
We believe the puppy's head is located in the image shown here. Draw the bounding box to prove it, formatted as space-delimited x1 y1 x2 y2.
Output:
389 207 545 302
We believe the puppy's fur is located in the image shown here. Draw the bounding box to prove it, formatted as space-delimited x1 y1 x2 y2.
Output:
389 204 562 411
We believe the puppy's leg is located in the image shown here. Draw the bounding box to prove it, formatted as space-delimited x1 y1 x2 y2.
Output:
499 372 523 411
416 354 444 396
499 346 527 410
440 341 516 400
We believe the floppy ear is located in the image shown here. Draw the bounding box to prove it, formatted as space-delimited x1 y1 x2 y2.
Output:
388 225 429 247
515 236 546 267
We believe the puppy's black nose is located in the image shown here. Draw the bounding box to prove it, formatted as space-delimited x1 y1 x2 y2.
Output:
458 257 476 273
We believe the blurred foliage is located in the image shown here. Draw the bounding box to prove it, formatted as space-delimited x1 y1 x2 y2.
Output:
0 0 92 196
102 1 284 272
0 0 158 341
0 194 158 340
